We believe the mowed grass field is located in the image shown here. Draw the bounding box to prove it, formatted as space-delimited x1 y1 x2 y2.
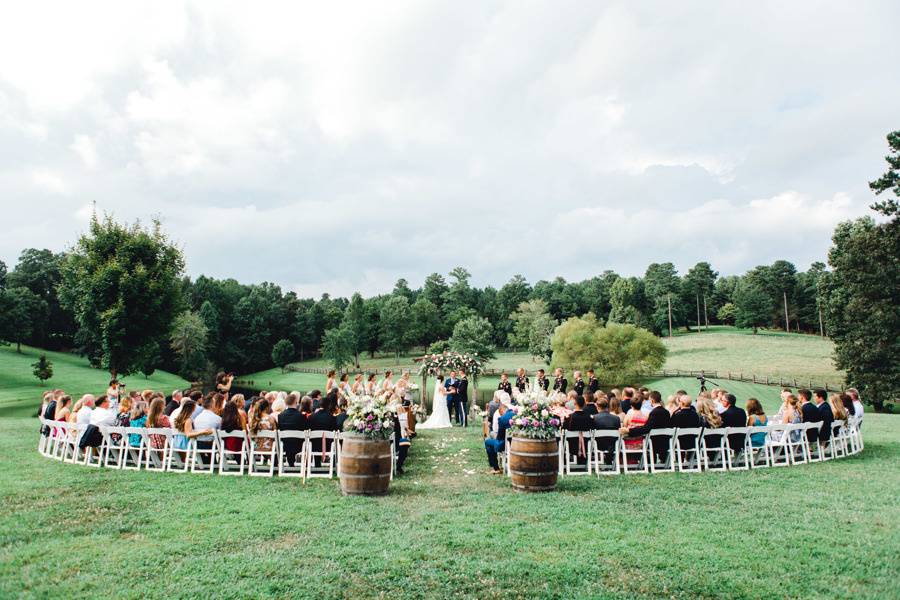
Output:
1 335 897 598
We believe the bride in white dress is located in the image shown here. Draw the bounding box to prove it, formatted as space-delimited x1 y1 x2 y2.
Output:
418 375 452 429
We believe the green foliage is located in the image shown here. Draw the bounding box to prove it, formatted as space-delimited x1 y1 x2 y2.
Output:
733 279 771 334
644 262 685 335
868 130 900 217
0 286 47 352
31 354 53 383
271 338 296 373
551 314 666 383
379 295 412 359
717 302 737 325
822 215 899 409
508 299 557 362
408 296 441 347
608 276 648 328
320 326 354 372
169 310 208 381
427 339 450 354
448 315 495 361
7 249 74 348
58 214 185 377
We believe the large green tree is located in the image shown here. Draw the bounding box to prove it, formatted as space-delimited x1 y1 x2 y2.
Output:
58 214 185 378
379 295 412 359
321 324 355 372
408 296 442 347
0 286 46 352
169 310 209 381
449 315 496 360
508 299 557 362
643 263 684 335
733 279 771 334
683 261 718 330
7 248 74 348
271 338 296 373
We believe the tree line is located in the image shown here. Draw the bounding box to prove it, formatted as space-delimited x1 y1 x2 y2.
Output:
0 131 896 407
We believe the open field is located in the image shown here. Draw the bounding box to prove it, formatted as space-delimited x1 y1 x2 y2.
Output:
1 383 897 598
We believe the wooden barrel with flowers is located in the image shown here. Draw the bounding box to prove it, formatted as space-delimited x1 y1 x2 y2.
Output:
509 437 558 492
339 394 396 496
507 391 561 492
339 435 392 496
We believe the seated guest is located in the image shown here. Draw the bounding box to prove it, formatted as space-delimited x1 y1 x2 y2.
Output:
193 396 222 463
230 394 247 428
592 396 621 464
52 396 72 437
486 388 503 429
814 389 834 445
172 400 212 457
671 394 702 452
583 392 599 416
798 389 822 444
846 388 864 429
484 399 513 474
145 397 171 451
745 398 768 447
248 399 274 453
299 396 313 418
74 395 96 446
335 397 349 431
609 396 626 423
720 393 748 451
393 403 411 475
128 401 148 447
621 388 635 413
564 395 594 464
620 394 648 455
271 393 287 418
665 395 679 415
309 389 323 411
839 392 855 418
220 400 245 454
112 396 132 443
191 391 205 419
278 392 309 467
82 395 116 449
309 392 338 459
829 393 848 440
696 395 723 452
621 391 671 463
164 390 182 416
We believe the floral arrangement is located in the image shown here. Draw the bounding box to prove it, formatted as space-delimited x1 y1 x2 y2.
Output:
343 394 398 440
411 402 428 422
417 351 484 377
508 390 562 440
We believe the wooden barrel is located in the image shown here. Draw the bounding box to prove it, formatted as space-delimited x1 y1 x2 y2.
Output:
339 436 392 496
509 437 558 493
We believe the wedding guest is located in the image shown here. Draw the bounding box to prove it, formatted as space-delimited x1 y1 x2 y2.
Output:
164 390 183 416
497 373 513 398
106 379 121 409
798 389 822 444
309 393 338 461
53 395 72 424
300 396 313 417
535 369 549 392
277 392 308 466
128 401 148 447
621 391 671 463
584 392 599 416
592 397 621 464
89 395 116 427
620 393 648 455
745 398 768 447
309 389 323 410
846 388 864 428
172 400 212 457
248 399 274 453
621 388 635 413
609 396 626 423
720 394 747 451
587 369 599 395
146 397 171 450
193 396 222 464
191 392 206 419
671 395 701 429
829 393 848 421
271 393 287 419
217 400 244 455
484 399 513 474
335 398 349 431
665 395 679 415
515 368 529 393
553 368 568 394
811 389 833 447
216 372 234 396
572 371 585 397
839 392 855 417
564 395 594 465
393 405 411 475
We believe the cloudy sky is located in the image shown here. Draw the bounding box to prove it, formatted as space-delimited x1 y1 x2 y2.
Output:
1 1 897 297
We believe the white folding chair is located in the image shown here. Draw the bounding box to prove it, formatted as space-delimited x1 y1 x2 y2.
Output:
747 425 772 468
767 423 792 467
83 434 104 468
143 428 171 472
846 416 863 454
828 420 847 459
620 436 649 474
38 418 50 456
700 428 728 471
803 422 825 462
503 429 512 476
49 420 69 460
120 427 145 470
307 431 339 478
249 430 277 477
64 423 88 464
674 427 703 473
563 430 593 475
99 426 125 468
648 429 676 474
216 430 249 476
190 434 219 474
725 427 751 471
277 430 308 479
592 430 622 476
166 434 192 473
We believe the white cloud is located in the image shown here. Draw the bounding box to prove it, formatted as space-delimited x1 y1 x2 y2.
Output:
0 1 896 294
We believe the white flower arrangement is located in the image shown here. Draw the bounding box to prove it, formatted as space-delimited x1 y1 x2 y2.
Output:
343 393 398 440
508 389 562 440
417 351 484 377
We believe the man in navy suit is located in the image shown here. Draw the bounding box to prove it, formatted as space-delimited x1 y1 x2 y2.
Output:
719 393 748 453
814 389 834 445
485 399 513 474
444 371 457 424
798 389 822 444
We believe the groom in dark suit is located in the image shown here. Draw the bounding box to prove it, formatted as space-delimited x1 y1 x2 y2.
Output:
444 371 457 423
456 370 469 427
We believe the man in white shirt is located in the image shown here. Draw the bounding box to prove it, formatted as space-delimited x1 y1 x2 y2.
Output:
192 396 222 465
74 395 95 445
89 396 117 427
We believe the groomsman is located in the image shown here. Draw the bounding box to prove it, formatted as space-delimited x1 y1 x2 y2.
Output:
497 373 513 397
553 368 568 394
572 371 585 397
587 369 600 395
535 369 550 392
515 368 529 394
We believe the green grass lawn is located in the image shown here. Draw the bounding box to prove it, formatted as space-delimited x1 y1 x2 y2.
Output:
0 384 897 598
0 344 189 417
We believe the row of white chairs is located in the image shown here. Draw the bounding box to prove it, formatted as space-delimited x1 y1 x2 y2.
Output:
37 418 398 481
500 417 863 477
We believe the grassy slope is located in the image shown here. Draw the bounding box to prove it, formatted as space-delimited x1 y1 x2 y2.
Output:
0 386 897 598
0 344 189 417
